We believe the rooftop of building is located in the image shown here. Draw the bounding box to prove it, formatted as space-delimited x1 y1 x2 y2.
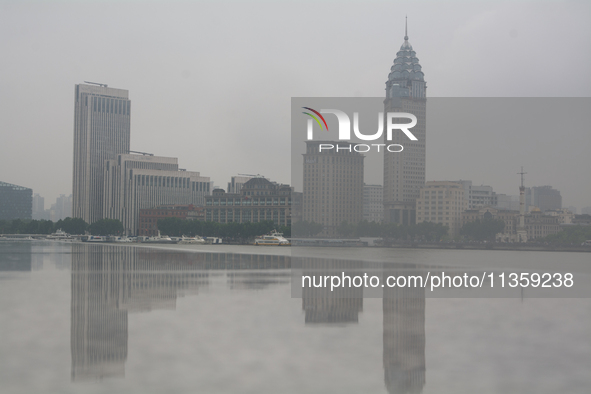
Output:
140 204 199 211
76 83 129 98
0 181 32 191
387 18 425 83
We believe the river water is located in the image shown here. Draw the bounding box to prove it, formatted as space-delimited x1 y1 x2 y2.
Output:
0 241 589 394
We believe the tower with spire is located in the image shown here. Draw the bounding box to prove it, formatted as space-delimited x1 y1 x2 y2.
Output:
383 18 427 225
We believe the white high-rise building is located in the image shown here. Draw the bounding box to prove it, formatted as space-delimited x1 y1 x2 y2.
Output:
457 180 497 209
383 20 427 225
72 83 130 225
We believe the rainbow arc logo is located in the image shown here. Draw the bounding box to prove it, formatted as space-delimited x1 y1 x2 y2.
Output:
302 107 328 131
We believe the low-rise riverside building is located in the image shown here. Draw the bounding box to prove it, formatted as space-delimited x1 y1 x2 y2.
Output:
138 204 205 236
525 209 561 239
462 207 560 241
544 208 575 224
205 177 292 227
462 207 519 240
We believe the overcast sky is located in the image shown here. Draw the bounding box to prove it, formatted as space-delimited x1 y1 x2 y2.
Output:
1 0 590 210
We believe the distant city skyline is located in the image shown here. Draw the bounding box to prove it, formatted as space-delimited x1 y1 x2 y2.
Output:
1 1 590 209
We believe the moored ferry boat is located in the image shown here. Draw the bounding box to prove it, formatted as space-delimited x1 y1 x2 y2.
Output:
46 229 72 241
82 235 109 243
254 230 290 246
0 236 35 241
111 236 133 243
141 235 178 244
175 235 206 244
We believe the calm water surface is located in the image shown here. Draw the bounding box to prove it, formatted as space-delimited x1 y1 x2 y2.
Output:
0 241 589 394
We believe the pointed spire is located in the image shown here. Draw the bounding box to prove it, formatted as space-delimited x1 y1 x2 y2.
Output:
404 16 408 41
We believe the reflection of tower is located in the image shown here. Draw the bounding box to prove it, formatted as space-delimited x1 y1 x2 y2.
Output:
383 267 426 394
71 244 129 380
517 167 528 243
383 18 427 226
302 258 363 324
0 242 32 271
70 244 209 381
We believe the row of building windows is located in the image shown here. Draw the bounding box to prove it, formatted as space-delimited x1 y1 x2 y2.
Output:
133 175 209 192
206 197 291 206
205 208 289 225
85 95 130 115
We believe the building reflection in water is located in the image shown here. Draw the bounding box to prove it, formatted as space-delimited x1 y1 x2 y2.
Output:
70 244 290 381
383 265 426 394
0 242 32 271
71 245 426 392
301 258 363 324
225 253 291 290
299 257 426 393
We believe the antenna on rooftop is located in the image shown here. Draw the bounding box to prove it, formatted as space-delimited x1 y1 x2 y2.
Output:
238 173 265 178
517 166 527 188
84 81 108 87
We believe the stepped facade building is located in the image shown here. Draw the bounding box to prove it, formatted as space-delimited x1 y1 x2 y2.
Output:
103 154 210 235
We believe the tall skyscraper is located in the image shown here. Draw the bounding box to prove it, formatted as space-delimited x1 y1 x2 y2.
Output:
72 83 131 225
303 141 364 237
383 19 427 225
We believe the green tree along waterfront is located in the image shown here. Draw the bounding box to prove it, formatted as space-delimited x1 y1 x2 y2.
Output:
543 225 591 244
291 221 324 237
156 218 290 242
332 220 449 241
0 217 89 235
460 219 506 241
1 217 589 245
88 219 124 236
55 217 88 235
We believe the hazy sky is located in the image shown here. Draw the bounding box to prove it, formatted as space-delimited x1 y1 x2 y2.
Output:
1 0 590 209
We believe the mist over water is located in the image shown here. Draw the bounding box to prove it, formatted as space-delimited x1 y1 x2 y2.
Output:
0 242 589 393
